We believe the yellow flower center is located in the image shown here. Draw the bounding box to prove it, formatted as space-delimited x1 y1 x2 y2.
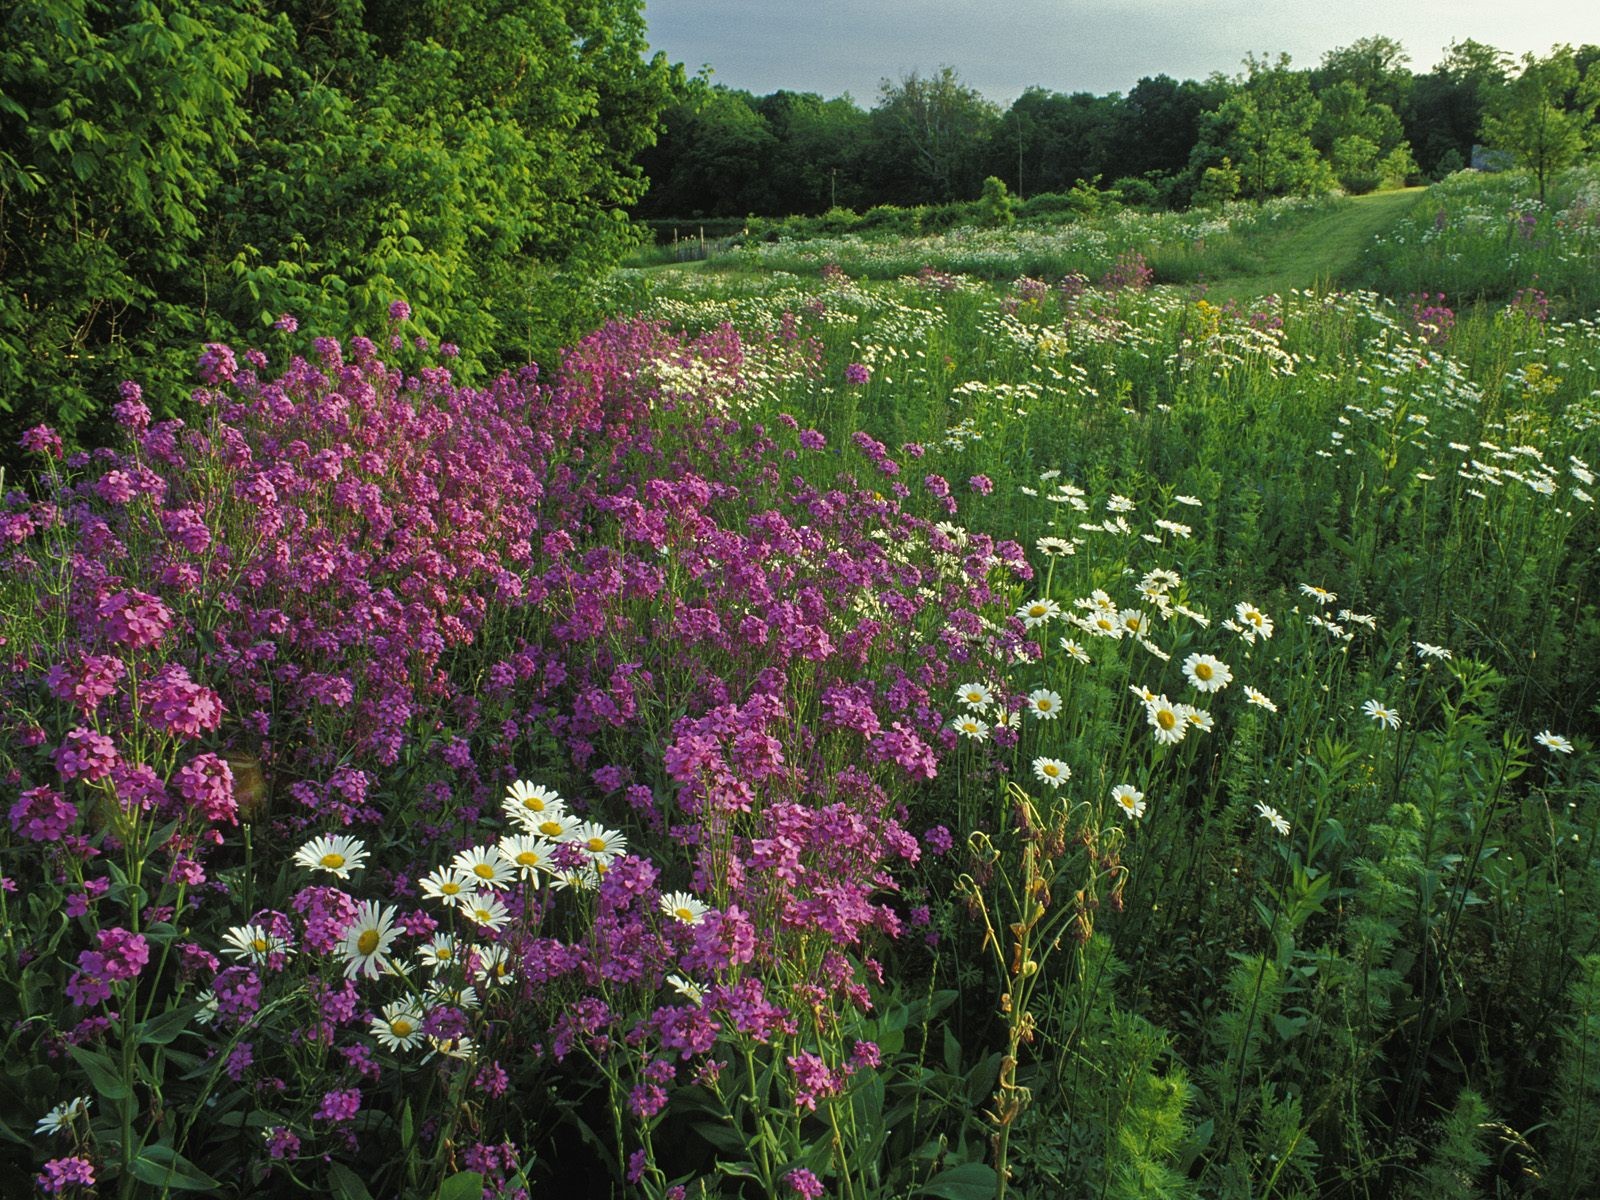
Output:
585 837 607 853
356 929 380 956
1042 765 1059 778
391 1019 413 1037
251 937 269 953
436 946 453 960
1157 709 1177 731
1195 663 1213 680
538 821 563 837
516 851 540 867
674 906 696 921
473 863 496 879
1096 618 1113 630
320 852 346 869
1029 605 1046 617
522 798 544 812
441 881 462 895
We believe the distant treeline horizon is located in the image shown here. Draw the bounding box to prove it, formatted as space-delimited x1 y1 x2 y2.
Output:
634 36 1600 218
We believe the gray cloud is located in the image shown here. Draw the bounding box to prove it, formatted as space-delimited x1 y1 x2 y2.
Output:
643 0 1599 103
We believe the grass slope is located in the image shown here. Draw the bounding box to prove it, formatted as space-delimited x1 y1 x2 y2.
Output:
1186 187 1426 302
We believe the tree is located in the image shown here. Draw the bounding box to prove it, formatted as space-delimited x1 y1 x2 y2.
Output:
1483 46 1595 203
1317 36 1412 113
1401 38 1510 176
0 0 671 450
867 67 999 203
1199 54 1328 201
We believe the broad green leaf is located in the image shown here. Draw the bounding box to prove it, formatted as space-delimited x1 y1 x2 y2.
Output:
437 1171 485 1200
67 1045 131 1102
918 1162 999 1199
129 1143 222 1191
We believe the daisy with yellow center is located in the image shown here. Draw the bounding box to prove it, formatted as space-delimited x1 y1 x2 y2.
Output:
660 891 710 924
472 945 516 987
1016 598 1061 628
1234 602 1274 640
451 846 516 891
419 866 476 908
1033 757 1070 788
1182 705 1214 733
1145 696 1186 745
1536 730 1575 754
956 682 994 710
341 900 400 980
504 781 565 829
461 893 511 932
415 936 457 971
953 716 990 741
497 833 557 879
1088 612 1124 639
1059 637 1091 664
1181 653 1232 694
1112 784 1146 820
568 822 628 864
371 1000 425 1051
221 923 291 964
531 812 581 841
1026 689 1062 719
293 834 368 880
1244 686 1278 713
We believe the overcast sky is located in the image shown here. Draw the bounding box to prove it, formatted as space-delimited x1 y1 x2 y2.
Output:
641 1 1599 105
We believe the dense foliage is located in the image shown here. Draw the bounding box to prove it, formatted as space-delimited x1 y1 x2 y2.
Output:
634 37 1599 220
0 0 671 455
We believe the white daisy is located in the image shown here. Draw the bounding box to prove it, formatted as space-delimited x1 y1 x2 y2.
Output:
370 1000 425 1051
527 811 581 842
35 1096 91 1138
955 682 994 710
660 891 711 924
1145 696 1186 745
1181 653 1233 694
1235 602 1274 640
1033 757 1070 788
1255 803 1291 836
415 935 458 972
419 867 476 908
497 834 557 879
667 973 704 1004
1414 641 1452 661
1536 730 1575 754
1244 686 1278 713
1182 705 1214 733
1112 784 1146 820
451 845 516 891
1059 638 1091 664
503 781 565 828
1298 584 1336 606
1362 699 1402 730
221 923 292 965
568 822 628 864
341 900 401 980
1016 598 1061 628
1026 688 1063 719
952 715 990 741
472 945 516 988
459 892 512 932
292 833 368 880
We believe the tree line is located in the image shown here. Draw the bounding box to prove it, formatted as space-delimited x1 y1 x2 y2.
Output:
634 37 1600 219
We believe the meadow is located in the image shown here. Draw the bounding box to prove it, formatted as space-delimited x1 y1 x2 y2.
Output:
3 166 1599 1200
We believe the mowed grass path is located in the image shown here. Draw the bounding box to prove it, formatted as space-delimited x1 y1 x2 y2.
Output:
1199 186 1427 302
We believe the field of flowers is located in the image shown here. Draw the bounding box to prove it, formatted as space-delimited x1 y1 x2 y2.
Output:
3 168 1599 1200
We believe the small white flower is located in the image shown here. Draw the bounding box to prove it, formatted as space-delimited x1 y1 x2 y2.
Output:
1112 784 1146 820
1362 699 1401 730
1255 802 1291 836
35 1096 92 1138
293 834 368 880
660 891 710 924
1536 730 1575 754
1026 688 1063 719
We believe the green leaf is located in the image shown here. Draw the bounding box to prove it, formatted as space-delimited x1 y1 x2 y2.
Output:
137 1003 196 1046
129 1143 223 1191
328 1162 375 1200
400 1099 414 1151
437 1171 484 1200
67 1044 131 1101
918 1162 999 1199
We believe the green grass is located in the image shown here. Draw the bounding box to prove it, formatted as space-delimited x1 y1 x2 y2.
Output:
1192 187 1426 302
